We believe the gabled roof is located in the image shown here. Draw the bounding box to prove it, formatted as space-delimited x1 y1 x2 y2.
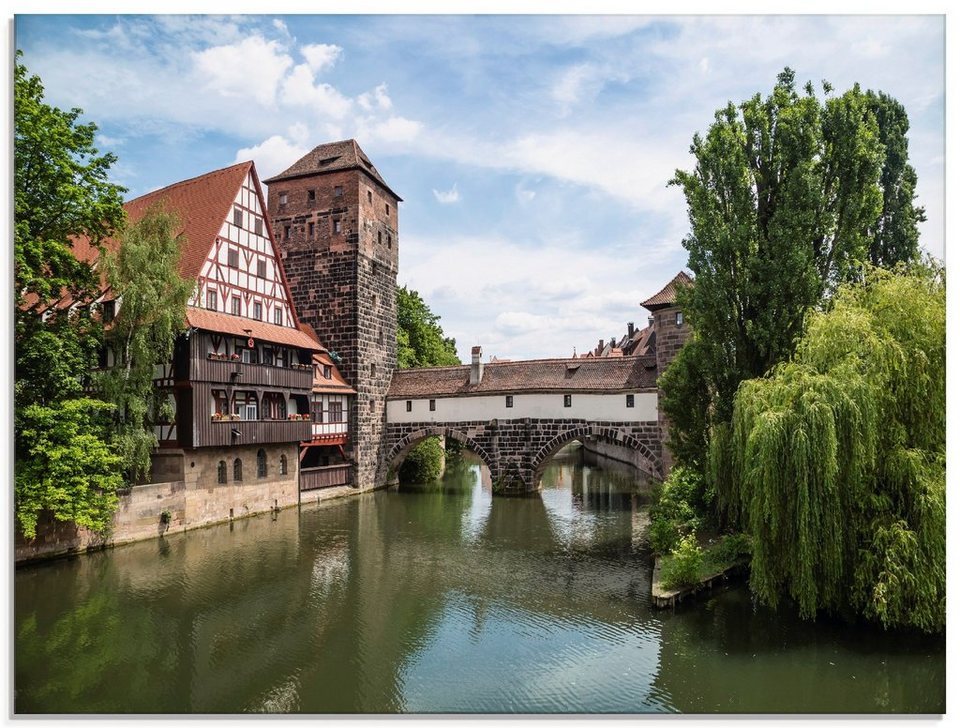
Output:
263 139 402 201
387 356 657 399
312 351 355 395
640 271 693 311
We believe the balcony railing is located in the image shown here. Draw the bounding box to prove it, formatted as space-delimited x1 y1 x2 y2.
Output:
311 421 349 438
300 464 353 491
195 417 312 448
191 356 312 389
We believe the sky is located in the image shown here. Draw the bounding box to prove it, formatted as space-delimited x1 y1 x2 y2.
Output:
13 13 946 363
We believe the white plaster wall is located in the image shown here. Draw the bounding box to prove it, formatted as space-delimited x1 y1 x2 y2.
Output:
387 391 658 424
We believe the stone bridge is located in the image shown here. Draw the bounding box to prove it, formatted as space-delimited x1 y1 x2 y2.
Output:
384 349 664 494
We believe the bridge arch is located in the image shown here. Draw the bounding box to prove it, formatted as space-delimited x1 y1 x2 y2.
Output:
386 426 496 481
531 425 661 485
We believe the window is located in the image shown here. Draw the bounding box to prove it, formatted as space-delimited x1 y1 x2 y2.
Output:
227 247 239 268
263 347 274 366
233 458 243 482
101 300 115 323
241 345 259 364
564 394 572 408
263 392 286 420
368 190 372 203
233 391 258 420
280 454 288 476
626 394 635 408
257 449 267 478
255 218 263 236
257 258 267 278
676 311 684 326
333 219 341 234
217 460 227 484
231 296 241 315
212 389 228 416
323 365 332 379
378 231 382 245
274 308 283 325
233 206 243 227
253 302 263 320
429 399 436 412
308 222 315 238
506 395 514 408
334 185 343 197
370 362 376 376
329 400 343 422
284 225 291 241
406 400 412 412
308 189 316 202
387 234 392 249
385 203 390 215
206 289 217 311
378 328 384 344
369 399 375 412
279 192 288 206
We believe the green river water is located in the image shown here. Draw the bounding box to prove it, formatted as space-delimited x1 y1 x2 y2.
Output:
14 445 945 714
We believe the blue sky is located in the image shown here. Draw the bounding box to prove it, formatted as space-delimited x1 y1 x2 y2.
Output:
14 14 946 362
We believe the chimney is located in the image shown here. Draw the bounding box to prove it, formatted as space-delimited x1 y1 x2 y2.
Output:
470 345 483 385
597 338 604 352
610 337 616 347
628 322 635 338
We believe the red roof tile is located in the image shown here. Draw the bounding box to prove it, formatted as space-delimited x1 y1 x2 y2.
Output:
640 271 693 310
186 308 321 351
388 356 657 399
312 351 355 395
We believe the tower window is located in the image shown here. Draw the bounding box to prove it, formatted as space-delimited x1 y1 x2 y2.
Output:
378 231 382 245
278 192 288 206
563 394 572 408
255 218 263 235
333 219 341 234
676 311 684 326
406 400 412 412
367 190 372 203
334 186 343 197
284 225 291 241
308 189 316 201
626 394 635 408
308 222 315 238
385 203 390 215
370 362 376 376
506 395 513 408
227 247 239 268
387 234 392 248
233 206 243 227
429 399 436 412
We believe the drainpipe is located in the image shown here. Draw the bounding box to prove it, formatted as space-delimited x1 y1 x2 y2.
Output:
470 346 484 385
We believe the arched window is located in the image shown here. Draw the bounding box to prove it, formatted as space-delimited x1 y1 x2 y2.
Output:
280 454 288 476
233 458 243 482
217 460 227 484
257 448 267 478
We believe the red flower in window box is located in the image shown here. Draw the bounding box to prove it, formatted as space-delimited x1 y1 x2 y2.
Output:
231 353 240 361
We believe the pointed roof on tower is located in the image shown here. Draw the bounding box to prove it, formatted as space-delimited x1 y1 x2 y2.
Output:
640 271 693 311
263 139 402 201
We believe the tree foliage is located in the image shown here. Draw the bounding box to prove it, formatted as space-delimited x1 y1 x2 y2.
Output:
663 69 924 468
719 263 944 631
15 399 125 539
14 51 126 316
397 285 460 368
97 205 192 480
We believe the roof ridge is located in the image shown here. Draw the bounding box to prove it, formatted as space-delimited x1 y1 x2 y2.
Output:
126 161 251 205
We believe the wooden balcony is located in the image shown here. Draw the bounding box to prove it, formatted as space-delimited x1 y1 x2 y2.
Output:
195 417 312 448
300 464 353 491
190 356 312 389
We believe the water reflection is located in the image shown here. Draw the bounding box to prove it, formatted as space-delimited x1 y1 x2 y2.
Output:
15 446 944 714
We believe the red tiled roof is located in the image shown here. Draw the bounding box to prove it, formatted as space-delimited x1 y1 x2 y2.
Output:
387 356 657 399
186 308 321 351
264 139 402 201
312 351 355 395
640 271 693 310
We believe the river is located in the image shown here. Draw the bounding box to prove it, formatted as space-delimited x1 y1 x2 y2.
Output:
14 445 945 714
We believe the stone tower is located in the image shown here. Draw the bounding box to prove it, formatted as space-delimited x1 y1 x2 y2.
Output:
265 140 401 490
640 271 692 477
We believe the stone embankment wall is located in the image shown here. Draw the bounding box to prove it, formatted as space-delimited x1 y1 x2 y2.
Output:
15 444 300 564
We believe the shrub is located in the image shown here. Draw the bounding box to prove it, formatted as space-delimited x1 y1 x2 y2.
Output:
648 516 680 555
398 437 445 484
660 532 705 590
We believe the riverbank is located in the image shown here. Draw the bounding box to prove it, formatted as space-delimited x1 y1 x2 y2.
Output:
650 551 750 609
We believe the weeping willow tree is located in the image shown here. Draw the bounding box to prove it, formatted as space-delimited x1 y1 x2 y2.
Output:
718 262 944 632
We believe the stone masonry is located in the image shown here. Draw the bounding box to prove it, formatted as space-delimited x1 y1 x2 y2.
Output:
266 143 400 491
652 304 691 475
385 419 663 494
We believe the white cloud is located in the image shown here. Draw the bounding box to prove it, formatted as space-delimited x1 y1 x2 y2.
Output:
515 185 536 203
235 134 310 181
357 83 393 112
192 35 292 106
432 184 460 204
301 43 342 73
280 63 353 118
360 116 423 145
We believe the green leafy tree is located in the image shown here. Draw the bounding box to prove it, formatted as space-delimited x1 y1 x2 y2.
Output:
98 205 192 481
15 399 124 539
663 69 923 469
724 263 944 631
14 51 126 317
397 285 460 368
